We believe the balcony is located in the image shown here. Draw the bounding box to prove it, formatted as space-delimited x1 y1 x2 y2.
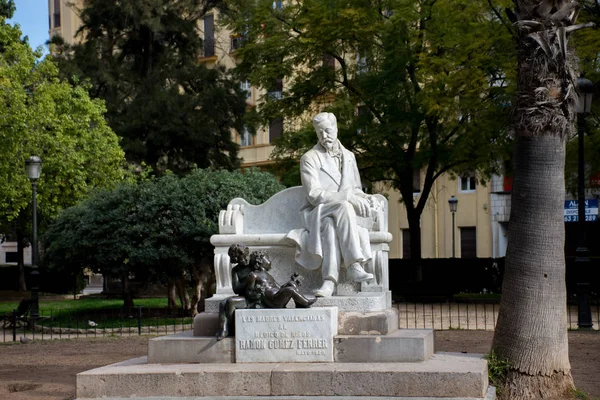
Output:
230 36 245 52
202 37 215 58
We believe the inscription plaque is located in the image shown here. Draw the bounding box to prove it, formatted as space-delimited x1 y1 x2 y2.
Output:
235 307 338 363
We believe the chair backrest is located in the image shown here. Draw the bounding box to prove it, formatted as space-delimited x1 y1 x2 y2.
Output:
16 299 33 316
233 186 309 234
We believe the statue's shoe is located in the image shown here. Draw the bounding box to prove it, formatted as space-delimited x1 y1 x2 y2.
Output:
315 280 335 297
346 263 374 282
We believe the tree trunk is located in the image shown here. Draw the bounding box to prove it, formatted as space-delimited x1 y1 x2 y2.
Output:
121 274 134 309
492 2 577 396
190 259 213 316
493 136 573 398
406 210 422 262
167 281 178 309
174 275 190 310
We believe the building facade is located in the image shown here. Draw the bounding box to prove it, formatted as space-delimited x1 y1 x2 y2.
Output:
44 2 524 261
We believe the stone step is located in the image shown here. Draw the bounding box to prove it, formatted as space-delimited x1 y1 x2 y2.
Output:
148 329 433 364
77 353 490 399
79 388 496 400
194 308 399 337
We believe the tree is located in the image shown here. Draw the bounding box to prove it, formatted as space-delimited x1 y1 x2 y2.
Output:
564 1 600 195
221 0 515 259
491 1 594 398
52 0 248 175
43 168 284 312
0 8 125 290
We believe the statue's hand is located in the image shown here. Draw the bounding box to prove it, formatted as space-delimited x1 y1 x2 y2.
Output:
349 194 371 217
366 195 382 212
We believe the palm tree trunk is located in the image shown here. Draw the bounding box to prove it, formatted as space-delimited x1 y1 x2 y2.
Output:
492 1 578 397
493 136 573 398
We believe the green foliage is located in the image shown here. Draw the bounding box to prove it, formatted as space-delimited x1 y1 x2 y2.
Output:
0 15 124 244
564 3 600 195
52 0 247 175
221 0 515 258
42 168 284 290
485 349 510 391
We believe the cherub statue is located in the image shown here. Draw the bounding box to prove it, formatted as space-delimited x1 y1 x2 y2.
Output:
216 244 316 341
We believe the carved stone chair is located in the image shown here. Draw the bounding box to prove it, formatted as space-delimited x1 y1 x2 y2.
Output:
208 186 393 312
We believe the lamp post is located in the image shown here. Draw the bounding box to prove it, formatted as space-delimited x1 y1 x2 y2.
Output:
448 196 458 258
575 77 593 329
25 156 42 319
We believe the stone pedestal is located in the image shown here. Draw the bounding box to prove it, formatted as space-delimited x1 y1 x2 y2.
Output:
77 354 492 399
77 307 495 400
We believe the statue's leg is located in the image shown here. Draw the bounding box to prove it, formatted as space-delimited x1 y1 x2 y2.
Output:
329 201 365 266
269 287 317 308
216 296 247 341
315 217 338 297
320 217 339 283
216 299 230 341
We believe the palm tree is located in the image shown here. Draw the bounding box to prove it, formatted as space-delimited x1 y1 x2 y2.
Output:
492 1 593 398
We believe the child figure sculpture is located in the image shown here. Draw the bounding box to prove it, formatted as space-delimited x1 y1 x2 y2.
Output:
216 244 316 341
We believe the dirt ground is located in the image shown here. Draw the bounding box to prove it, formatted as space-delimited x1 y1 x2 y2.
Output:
0 331 598 400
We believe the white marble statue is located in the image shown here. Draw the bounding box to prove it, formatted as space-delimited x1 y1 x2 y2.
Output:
288 112 382 297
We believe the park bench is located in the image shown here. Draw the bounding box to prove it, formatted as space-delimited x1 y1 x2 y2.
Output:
2 299 33 329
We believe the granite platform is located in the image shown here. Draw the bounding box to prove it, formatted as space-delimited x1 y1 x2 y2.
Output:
77 353 492 399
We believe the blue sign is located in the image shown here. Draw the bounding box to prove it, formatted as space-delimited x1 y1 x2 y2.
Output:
564 199 598 222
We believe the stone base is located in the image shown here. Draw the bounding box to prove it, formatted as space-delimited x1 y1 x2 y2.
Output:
77 353 490 399
334 329 433 363
148 332 234 364
79 388 496 400
194 307 398 337
204 291 392 314
149 328 433 364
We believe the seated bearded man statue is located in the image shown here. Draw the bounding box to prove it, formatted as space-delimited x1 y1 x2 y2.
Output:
288 112 381 297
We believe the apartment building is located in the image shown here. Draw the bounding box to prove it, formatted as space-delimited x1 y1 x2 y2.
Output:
42 1 519 262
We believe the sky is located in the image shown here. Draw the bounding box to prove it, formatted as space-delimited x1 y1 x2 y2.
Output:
8 0 50 55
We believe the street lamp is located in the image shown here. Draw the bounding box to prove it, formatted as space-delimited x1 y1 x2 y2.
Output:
575 77 593 329
25 156 42 319
448 196 458 258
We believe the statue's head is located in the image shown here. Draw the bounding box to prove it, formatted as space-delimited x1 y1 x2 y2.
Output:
250 250 271 271
312 112 338 151
228 243 250 265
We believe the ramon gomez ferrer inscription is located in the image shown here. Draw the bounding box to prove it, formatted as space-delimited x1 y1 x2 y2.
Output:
235 307 338 363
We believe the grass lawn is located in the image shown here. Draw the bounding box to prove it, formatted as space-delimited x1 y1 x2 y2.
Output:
0 297 170 315
0 297 193 329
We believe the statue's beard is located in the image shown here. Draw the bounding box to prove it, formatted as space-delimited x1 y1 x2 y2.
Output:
321 139 336 151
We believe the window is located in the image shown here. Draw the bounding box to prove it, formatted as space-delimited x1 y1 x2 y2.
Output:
356 54 368 74
402 229 411 259
5 252 18 263
203 15 215 57
272 1 283 9
459 173 476 192
269 118 283 142
323 53 335 69
239 126 252 147
356 105 370 135
231 34 245 51
240 80 251 99
413 170 420 194
460 227 477 258
53 0 61 28
267 79 283 100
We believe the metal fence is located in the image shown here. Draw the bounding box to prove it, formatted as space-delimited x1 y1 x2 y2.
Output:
395 301 600 331
3 301 598 342
1 306 193 343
